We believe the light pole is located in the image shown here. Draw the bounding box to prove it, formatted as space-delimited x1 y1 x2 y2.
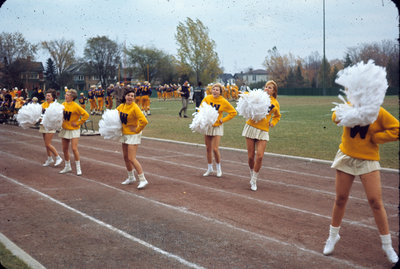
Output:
322 0 326 96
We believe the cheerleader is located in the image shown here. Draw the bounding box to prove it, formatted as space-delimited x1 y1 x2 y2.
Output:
59 89 89 175
117 88 149 189
40 89 63 167
201 83 237 177
242 80 281 191
323 61 399 264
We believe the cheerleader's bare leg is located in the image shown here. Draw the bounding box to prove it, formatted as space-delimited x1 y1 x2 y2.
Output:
59 138 72 174
360 171 398 263
212 136 222 177
323 170 354 255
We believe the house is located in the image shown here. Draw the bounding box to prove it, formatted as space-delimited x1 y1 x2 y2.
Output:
64 63 99 91
234 69 268 85
217 73 235 85
19 60 45 90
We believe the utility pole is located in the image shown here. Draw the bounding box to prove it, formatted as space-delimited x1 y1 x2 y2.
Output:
322 0 326 96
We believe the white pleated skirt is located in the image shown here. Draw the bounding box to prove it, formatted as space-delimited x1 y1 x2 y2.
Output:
331 149 380 176
205 125 224 136
242 124 269 141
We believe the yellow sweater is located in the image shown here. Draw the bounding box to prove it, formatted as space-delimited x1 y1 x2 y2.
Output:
41 101 52 113
246 97 281 132
201 95 237 126
333 107 399 161
117 102 148 135
62 101 89 130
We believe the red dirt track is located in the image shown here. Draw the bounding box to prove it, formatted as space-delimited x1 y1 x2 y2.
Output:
0 124 398 268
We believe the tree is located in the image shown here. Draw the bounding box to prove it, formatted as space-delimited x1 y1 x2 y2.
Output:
303 51 321 88
0 32 37 65
125 45 177 84
318 57 331 90
0 32 37 88
295 62 304 88
344 40 398 87
175 18 222 84
343 53 352 68
41 38 75 75
84 36 121 87
44 58 58 89
286 67 296 88
262 47 297 87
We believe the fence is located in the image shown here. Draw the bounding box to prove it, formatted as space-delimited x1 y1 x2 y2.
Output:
278 87 398 96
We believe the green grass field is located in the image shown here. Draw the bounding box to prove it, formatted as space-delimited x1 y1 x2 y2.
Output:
1 95 398 266
87 95 399 169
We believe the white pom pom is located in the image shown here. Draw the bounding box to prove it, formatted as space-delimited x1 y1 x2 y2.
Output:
16 103 42 129
332 60 387 127
236 89 271 122
42 102 64 131
189 103 219 134
99 109 122 140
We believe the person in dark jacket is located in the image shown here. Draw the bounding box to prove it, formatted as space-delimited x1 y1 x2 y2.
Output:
177 81 190 118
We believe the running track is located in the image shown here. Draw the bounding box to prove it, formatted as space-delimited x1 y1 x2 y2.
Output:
0 124 398 268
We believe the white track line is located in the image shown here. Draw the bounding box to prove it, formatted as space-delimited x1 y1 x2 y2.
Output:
0 233 46 269
0 132 397 207
1 150 397 236
1 129 397 193
142 136 399 173
0 172 368 269
0 173 206 269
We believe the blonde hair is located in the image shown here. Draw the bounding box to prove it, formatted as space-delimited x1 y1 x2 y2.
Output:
265 80 278 98
212 83 223 95
67 89 78 100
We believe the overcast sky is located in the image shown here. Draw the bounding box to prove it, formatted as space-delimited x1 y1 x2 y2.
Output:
0 0 398 74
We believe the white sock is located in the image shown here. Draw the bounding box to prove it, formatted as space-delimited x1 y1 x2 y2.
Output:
252 172 259 181
329 225 340 239
216 163 221 172
207 163 213 171
56 155 62 161
249 169 254 178
138 173 147 182
75 160 81 169
48 156 53 161
380 234 399 263
65 160 71 168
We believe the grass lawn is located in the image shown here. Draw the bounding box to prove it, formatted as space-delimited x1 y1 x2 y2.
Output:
86 95 399 169
0 241 30 269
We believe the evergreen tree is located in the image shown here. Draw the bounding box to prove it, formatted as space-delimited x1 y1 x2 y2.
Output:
45 58 58 90
343 53 352 68
331 65 339 88
295 63 304 88
286 67 296 88
318 57 331 90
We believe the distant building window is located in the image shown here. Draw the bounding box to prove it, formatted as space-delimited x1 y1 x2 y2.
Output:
74 75 84 81
252 75 256 81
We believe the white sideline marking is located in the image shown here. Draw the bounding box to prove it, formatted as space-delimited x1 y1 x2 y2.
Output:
1 149 396 235
75 143 399 208
1 128 398 173
0 232 46 269
1 132 397 198
0 173 367 269
142 136 399 173
0 174 205 269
